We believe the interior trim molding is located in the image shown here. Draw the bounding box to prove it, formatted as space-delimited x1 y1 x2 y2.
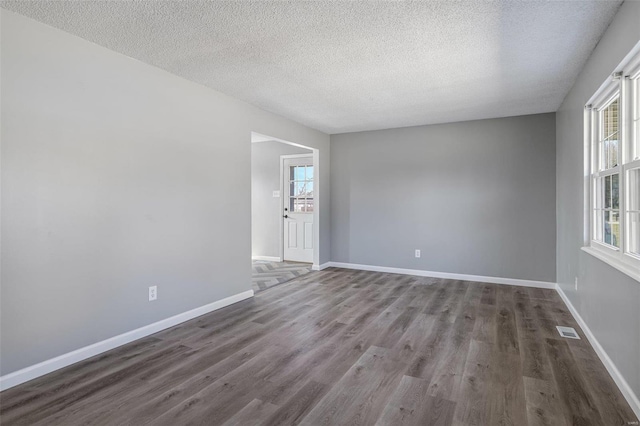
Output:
311 262 332 271
0 289 254 392
326 262 557 289
252 256 282 262
555 285 640 419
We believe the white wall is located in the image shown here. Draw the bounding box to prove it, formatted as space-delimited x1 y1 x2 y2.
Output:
0 9 330 376
331 113 557 283
251 141 310 259
556 0 640 402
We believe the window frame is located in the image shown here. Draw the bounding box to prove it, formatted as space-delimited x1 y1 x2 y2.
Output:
590 89 621 250
584 47 640 282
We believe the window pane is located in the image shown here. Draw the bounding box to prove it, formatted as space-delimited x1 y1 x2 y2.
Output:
290 166 305 181
306 181 314 197
296 167 306 181
306 166 314 180
594 210 603 242
294 181 307 197
604 210 620 248
607 137 619 169
629 168 640 212
290 197 305 212
612 173 619 209
601 135 620 170
603 98 618 139
289 197 303 213
600 98 619 170
594 178 603 209
629 212 640 257
634 79 639 160
304 198 314 212
603 174 620 209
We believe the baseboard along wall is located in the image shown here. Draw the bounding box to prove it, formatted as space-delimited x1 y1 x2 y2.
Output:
0 290 254 391
325 261 557 289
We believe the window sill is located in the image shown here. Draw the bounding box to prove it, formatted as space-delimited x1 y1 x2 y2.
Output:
581 246 640 283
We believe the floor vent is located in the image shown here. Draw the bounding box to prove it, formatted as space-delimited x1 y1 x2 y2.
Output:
556 326 580 339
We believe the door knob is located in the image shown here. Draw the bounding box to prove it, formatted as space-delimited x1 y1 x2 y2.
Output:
283 214 289 219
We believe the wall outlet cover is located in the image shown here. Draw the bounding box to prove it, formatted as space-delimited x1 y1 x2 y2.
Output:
149 286 157 301
415 249 421 258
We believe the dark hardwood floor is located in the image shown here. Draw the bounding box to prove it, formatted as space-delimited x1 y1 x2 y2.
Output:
0 268 637 425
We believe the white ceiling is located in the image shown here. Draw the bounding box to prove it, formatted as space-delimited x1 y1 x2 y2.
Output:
1 1 623 134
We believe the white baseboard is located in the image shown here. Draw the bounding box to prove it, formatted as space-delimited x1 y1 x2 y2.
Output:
0 289 254 392
555 285 640 419
326 262 556 289
311 262 331 271
252 256 282 262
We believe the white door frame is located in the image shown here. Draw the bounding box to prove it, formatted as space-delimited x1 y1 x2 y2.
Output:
280 154 314 263
251 132 321 268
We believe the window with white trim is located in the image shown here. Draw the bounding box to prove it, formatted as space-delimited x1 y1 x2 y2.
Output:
586 47 640 277
628 62 640 258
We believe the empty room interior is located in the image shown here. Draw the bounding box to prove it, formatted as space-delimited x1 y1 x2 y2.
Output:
1 1 640 425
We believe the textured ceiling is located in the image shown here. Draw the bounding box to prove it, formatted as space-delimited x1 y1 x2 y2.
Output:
1 1 623 134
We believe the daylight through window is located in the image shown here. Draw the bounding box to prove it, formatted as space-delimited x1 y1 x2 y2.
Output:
586 47 640 275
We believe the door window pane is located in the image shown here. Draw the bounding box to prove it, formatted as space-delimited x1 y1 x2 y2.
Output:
295 181 308 197
290 197 305 212
291 166 305 181
288 163 313 214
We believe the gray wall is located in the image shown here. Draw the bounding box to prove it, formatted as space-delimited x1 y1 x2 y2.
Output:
0 9 330 376
252 141 310 258
331 113 556 282
556 0 640 399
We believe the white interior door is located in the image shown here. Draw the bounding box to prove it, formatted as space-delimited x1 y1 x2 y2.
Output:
283 156 314 263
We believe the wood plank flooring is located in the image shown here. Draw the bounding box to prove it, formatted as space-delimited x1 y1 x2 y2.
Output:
0 268 637 425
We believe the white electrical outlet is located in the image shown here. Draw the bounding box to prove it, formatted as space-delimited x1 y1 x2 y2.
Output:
149 286 157 301
272 190 280 198
415 249 421 258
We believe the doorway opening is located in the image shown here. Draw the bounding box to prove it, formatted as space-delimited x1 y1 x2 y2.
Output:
250 132 319 292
